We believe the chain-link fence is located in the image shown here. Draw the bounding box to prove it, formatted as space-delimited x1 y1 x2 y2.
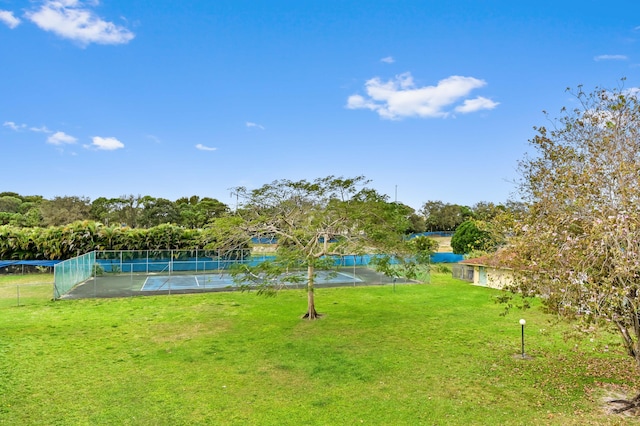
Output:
53 250 419 300
0 281 53 308
54 251 95 299
452 263 474 282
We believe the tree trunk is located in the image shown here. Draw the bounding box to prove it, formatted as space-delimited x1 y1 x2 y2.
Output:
610 320 640 413
301 264 320 319
610 392 640 414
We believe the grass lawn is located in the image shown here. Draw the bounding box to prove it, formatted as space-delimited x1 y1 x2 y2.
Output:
0 273 53 308
1 273 638 425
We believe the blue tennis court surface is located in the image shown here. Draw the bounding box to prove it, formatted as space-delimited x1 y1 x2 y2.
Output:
141 271 363 291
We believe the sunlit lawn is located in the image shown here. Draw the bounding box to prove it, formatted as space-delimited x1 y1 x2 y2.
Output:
0 273 53 308
0 273 637 425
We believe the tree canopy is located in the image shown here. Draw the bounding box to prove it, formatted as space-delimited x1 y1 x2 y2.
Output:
450 220 493 255
229 176 421 319
0 189 517 238
420 200 472 231
0 193 230 229
505 84 640 412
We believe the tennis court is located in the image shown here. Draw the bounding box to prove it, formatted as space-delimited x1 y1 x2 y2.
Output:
55 250 420 299
62 267 411 299
140 270 363 291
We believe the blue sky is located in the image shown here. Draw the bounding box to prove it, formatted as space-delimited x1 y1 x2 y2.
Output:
1 0 639 210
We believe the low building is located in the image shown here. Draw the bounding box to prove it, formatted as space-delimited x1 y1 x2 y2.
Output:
456 253 514 290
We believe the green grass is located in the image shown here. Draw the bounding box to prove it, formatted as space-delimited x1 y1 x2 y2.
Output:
0 272 53 286
0 273 638 425
0 273 53 308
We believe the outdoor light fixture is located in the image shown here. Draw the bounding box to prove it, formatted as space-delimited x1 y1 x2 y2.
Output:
519 319 526 358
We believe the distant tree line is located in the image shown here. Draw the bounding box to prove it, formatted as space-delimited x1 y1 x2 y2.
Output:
0 191 524 259
0 193 229 228
0 192 523 233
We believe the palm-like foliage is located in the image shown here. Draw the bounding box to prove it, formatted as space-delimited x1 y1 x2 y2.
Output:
0 221 248 260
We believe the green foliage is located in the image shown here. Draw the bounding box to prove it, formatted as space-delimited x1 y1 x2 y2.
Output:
138 197 181 227
0 196 22 213
431 263 452 274
129 195 231 229
0 220 249 260
509 83 640 371
371 236 438 280
0 195 43 227
200 216 251 259
409 235 439 264
451 220 493 254
92 264 104 276
420 200 472 231
463 249 489 260
228 252 330 296
370 254 404 278
231 176 416 318
40 196 92 227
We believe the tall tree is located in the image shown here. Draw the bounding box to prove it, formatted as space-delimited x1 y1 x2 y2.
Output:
40 196 91 226
505 84 640 412
90 197 115 225
139 197 181 227
393 202 426 234
111 195 144 228
420 200 471 231
450 220 494 254
0 195 43 227
470 201 506 221
0 195 22 213
178 196 229 228
230 176 416 319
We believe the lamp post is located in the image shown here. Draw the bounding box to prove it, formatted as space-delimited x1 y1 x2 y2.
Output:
519 319 526 358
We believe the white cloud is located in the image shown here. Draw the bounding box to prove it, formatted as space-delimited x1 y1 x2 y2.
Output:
91 136 124 150
594 54 628 61
455 96 500 113
30 126 52 133
5 122 56 134
47 131 77 145
246 121 265 130
3 121 26 131
380 56 395 64
195 143 217 151
146 134 161 144
347 73 498 119
0 10 21 29
26 0 135 46
624 87 640 96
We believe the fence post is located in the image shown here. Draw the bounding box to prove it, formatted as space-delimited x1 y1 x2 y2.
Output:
353 254 356 286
